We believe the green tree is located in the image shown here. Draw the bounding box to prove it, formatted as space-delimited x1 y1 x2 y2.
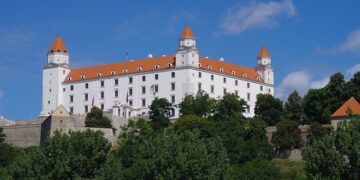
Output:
272 119 302 150
282 91 303 123
307 122 330 144
323 72 346 113
85 106 112 128
254 94 283 125
173 115 215 138
179 94 216 118
149 98 173 130
213 93 247 121
226 160 281 180
0 128 5 144
345 71 360 101
302 88 331 124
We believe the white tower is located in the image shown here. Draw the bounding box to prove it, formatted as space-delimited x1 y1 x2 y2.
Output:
175 25 199 67
255 46 274 85
40 35 71 116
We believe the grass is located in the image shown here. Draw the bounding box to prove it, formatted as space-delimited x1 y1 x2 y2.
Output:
271 158 307 180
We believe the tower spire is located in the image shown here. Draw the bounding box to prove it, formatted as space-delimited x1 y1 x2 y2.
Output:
180 25 196 39
49 35 67 53
258 46 270 58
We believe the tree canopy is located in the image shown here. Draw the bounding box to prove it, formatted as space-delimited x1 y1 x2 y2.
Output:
255 94 283 125
85 106 112 128
149 98 173 130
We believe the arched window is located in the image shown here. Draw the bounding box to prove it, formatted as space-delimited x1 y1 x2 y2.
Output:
96 73 102 77
231 71 236 75
207 65 212 70
80 75 85 79
111 71 116 75
137 67 143 72
155 65 160 69
219 68 224 72
242 73 247 78
123 69 128 74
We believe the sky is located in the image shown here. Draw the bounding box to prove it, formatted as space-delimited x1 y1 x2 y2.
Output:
0 0 360 120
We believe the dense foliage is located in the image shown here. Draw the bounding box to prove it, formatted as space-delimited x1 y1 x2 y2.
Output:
272 119 302 150
149 98 173 130
254 94 283 125
85 106 112 128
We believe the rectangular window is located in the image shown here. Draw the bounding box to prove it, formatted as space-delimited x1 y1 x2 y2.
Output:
171 95 175 103
211 74 214 81
268 88 271 93
235 90 239 96
142 76 146 82
129 100 133 106
223 78 226 83
235 80 238 86
223 88 227 95
85 83 88 89
247 82 250 89
101 91 104 99
142 86 146 94
84 93 88 101
70 85 74 91
171 83 175 91
198 83 202 91
155 74 159 80
70 95 73 103
198 72 202 78
129 88 133 96
247 93 250 101
101 104 104 110
142 98 146 107
70 107 73 114
115 79 118 86
154 85 158 93
101 81 104 87
211 85 214 93
63 88 65 92
115 90 118 97
85 105 88 113
171 72 175 78
260 86 263 91
247 106 250 113
129 77 133 84
171 109 175 117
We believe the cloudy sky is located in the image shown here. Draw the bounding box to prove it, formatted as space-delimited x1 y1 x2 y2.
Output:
0 0 359 119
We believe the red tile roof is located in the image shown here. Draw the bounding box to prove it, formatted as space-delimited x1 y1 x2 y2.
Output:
63 56 263 83
331 97 360 118
180 25 195 39
258 46 270 58
50 35 67 53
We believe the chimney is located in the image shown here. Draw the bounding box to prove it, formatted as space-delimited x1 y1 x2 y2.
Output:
219 57 224 62
162 55 166 57
148 54 153 58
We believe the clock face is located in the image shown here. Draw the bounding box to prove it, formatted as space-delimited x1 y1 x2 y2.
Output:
184 40 194 47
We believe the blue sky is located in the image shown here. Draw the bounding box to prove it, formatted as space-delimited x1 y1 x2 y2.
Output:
1 0 360 120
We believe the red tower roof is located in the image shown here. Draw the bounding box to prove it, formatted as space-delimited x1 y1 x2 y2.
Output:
49 35 67 53
180 25 196 39
258 46 270 58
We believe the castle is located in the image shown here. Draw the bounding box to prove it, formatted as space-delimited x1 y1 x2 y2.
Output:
40 25 274 118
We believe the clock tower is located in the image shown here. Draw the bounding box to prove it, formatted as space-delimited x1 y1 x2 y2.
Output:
175 25 199 67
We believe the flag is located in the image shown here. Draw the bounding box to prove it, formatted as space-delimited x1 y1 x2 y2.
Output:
125 50 129 60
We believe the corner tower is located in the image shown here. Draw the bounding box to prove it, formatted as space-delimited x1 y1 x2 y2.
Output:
175 25 199 67
40 35 71 116
255 46 274 85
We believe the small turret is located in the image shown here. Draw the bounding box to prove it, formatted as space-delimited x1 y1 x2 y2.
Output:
47 35 69 66
255 46 274 85
175 25 199 67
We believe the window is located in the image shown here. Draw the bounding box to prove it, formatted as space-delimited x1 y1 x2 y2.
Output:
235 90 239 96
129 88 133 96
48 100 50 104
101 91 104 99
111 71 116 75
268 88 271 93
137 67 143 71
231 71 236 75
154 85 158 93
123 69 128 74
114 79 118 86
223 88 227 95
247 106 250 113
155 65 160 69
198 72 202 78
70 85 74 91
115 90 118 97
70 107 73 114
142 76 146 82
67 77 72 81
247 93 250 101
171 83 175 91
155 74 159 80
129 77 133 84
260 86 263 91
84 93 88 101
80 75 85 79
70 95 73 103
142 86 146 94
142 99 146 107
211 85 214 93
168 63 172 68
242 73 247 78
129 100 133 106
171 95 175 103
100 81 104 87
235 80 238 86
208 65 212 70
97 73 102 77
63 88 65 92
171 109 175 117
219 68 224 72
49 89 52 92
247 83 250 88
198 83 202 91
85 105 88 113
171 72 175 78
223 78 226 83
211 74 214 81
85 83 88 89
199 63 202 68
101 104 104 110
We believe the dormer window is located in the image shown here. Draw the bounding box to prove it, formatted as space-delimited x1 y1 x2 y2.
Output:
199 63 202 68
96 73 102 77
111 71 116 75
67 77 72 81
219 68 224 72
231 71 236 75
256 76 261 80
123 69 128 74
80 75 86 79
168 63 173 68
155 65 160 69
207 65 212 70
242 73 247 78
137 67 143 72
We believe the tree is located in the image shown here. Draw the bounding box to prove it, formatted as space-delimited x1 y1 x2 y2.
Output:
307 122 330 144
213 93 247 121
173 115 215 138
272 119 302 150
302 88 331 124
179 94 216 118
149 98 173 130
345 71 360 101
85 106 112 128
282 91 303 123
0 128 5 144
254 94 283 126
323 72 346 113
226 160 281 180
121 129 229 179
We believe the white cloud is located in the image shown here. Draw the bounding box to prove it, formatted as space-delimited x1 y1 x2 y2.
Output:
276 70 329 99
346 64 360 77
323 28 360 55
218 0 296 35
